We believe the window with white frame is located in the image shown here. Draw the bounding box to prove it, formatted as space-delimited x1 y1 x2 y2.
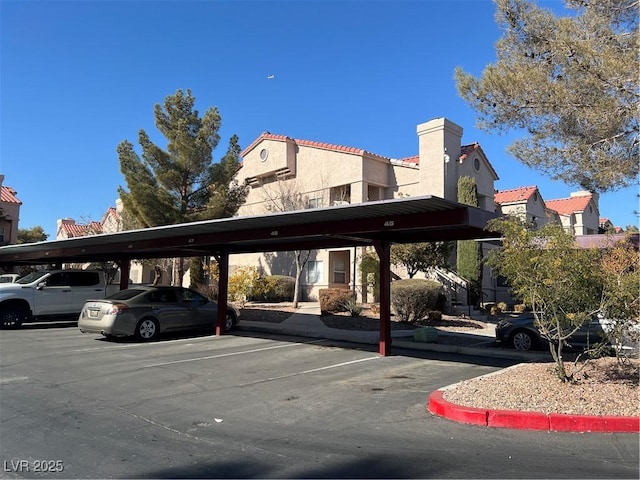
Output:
333 259 346 284
306 261 323 284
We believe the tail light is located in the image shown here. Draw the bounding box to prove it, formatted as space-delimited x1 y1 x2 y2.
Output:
106 303 129 315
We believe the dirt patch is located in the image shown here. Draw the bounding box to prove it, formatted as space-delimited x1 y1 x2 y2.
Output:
443 357 639 417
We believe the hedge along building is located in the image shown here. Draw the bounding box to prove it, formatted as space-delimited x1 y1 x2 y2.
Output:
232 117 499 304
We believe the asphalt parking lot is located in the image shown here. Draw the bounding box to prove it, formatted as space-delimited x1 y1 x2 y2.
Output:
1 323 638 479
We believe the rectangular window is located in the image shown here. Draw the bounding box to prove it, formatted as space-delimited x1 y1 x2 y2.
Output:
333 259 346 284
330 184 351 205
70 272 100 286
306 261 323 284
307 197 323 209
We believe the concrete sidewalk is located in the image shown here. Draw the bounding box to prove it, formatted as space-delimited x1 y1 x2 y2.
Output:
236 302 548 362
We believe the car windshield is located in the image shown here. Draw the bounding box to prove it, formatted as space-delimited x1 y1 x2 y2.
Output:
106 288 147 301
15 271 48 284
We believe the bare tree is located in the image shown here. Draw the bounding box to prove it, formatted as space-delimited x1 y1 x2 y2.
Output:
259 176 312 308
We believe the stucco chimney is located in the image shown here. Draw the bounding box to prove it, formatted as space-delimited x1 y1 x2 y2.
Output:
416 118 462 201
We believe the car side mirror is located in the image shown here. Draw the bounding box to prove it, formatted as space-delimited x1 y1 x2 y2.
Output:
36 281 46 290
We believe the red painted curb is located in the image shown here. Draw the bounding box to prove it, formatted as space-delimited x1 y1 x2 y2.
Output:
549 413 640 433
428 389 640 433
428 391 487 426
488 409 549 430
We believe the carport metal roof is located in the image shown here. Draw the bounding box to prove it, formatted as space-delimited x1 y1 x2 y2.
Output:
1 196 501 356
0 195 500 266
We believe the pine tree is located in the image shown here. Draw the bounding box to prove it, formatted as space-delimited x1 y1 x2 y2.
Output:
117 89 248 284
456 176 483 305
455 0 639 192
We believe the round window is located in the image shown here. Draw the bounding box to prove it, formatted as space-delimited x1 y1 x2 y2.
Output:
473 158 480 171
259 149 269 162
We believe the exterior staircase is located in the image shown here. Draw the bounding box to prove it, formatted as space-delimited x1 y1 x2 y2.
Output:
426 267 488 321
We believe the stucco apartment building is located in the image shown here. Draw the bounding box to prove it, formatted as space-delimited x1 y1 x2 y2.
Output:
494 186 601 235
232 117 500 302
0 175 22 247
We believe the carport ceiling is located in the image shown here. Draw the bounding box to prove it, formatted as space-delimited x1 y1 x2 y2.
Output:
0 196 501 266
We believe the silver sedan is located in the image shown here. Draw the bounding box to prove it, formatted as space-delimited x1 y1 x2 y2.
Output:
78 286 239 341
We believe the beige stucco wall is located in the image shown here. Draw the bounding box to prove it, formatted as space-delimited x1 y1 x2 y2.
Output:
574 200 600 235
458 153 497 211
417 118 463 201
0 201 20 244
498 194 549 228
390 164 420 198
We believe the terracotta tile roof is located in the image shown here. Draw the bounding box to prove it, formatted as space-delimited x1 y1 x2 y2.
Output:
545 194 593 215
0 186 22 205
101 207 120 224
459 143 480 161
393 155 419 166
59 219 103 238
494 186 539 204
242 133 497 180
241 132 391 161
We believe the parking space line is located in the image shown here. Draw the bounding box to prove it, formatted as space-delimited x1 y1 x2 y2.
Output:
237 356 381 386
142 339 327 368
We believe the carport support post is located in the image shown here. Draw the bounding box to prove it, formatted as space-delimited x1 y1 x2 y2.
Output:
374 241 392 356
215 252 230 336
119 259 130 290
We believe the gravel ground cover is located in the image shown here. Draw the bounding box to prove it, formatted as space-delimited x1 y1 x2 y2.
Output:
240 304 639 418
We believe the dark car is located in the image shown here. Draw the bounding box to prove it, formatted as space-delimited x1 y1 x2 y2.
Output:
78 286 239 341
495 313 605 351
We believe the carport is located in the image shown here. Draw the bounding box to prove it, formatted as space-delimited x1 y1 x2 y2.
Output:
0 196 500 355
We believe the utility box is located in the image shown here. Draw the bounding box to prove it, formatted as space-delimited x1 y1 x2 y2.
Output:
414 326 439 343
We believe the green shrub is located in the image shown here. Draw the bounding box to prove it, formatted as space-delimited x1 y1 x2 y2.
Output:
391 279 444 323
319 288 354 315
514 303 527 313
251 275 295 302
341 298 363 317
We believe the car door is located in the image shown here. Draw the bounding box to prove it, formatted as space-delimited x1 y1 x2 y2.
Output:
70 271 105 310
570 317 605 349
180 289 217 328
35 272 74 315
147 289 188 332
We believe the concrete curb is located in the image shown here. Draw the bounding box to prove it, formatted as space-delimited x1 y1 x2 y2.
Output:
428 390 640 433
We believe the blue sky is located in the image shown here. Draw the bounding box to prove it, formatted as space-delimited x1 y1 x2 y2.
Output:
2 0 637 238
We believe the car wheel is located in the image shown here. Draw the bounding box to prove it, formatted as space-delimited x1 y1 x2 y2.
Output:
135 318 159 341
224 311 236 332
511 330 536 351
0 306 25 329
